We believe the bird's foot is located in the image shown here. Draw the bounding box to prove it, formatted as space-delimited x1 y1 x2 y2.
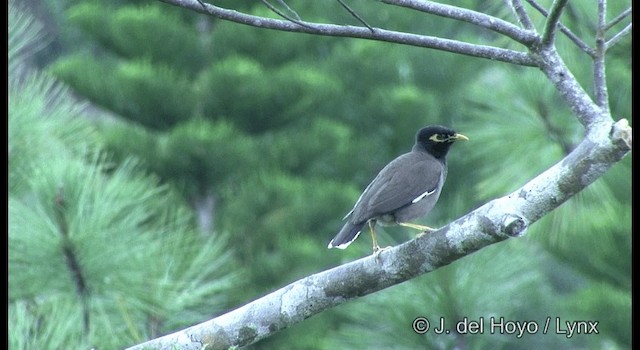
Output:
416 226 437 238
372 245 391 262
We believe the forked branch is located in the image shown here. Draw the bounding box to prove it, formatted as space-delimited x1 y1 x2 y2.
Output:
131 1 632 348
161 0 539 66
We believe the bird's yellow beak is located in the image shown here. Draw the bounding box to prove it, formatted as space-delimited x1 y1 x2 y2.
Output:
453 133 469 141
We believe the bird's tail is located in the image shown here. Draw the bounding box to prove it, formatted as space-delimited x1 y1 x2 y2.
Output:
328 221 366 249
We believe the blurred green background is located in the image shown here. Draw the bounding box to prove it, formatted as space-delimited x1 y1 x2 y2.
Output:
9 0 631 349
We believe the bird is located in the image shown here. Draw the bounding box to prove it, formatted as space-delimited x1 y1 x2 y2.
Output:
327 125 468 256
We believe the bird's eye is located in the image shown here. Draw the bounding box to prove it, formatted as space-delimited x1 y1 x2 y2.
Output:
429 134 445 142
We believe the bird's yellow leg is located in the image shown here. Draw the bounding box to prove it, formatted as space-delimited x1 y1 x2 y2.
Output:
398 222 437 237
369 221 390 260
369 220 381 252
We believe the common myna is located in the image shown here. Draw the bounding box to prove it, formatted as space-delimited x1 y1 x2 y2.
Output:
328 125 468 254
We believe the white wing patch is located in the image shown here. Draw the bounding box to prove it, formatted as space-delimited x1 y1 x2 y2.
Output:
411 188 437 203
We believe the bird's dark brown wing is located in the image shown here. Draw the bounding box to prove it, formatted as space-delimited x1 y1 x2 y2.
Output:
350 152 443 223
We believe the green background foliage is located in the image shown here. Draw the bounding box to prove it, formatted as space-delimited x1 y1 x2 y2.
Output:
9 0 630 349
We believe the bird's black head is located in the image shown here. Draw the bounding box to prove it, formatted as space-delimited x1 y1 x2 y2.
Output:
413 125 469 159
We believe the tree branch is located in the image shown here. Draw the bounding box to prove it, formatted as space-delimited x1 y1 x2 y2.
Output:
381 0 538 45
272 0 302 21
604 7 631 32
126 119 631 350
540 0 569 47
336 0 374 33
159 0 539 66
509 0 535 31
526 0 594 56
536 45 607 131
594 0 609 110
138 2 632 348
606 23 632 50
259 0 317 30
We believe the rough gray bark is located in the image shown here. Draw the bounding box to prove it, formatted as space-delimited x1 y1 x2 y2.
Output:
128 1 631 349
127 119 630 350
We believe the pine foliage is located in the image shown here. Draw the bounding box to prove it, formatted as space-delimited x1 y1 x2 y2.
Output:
9 3 240 348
